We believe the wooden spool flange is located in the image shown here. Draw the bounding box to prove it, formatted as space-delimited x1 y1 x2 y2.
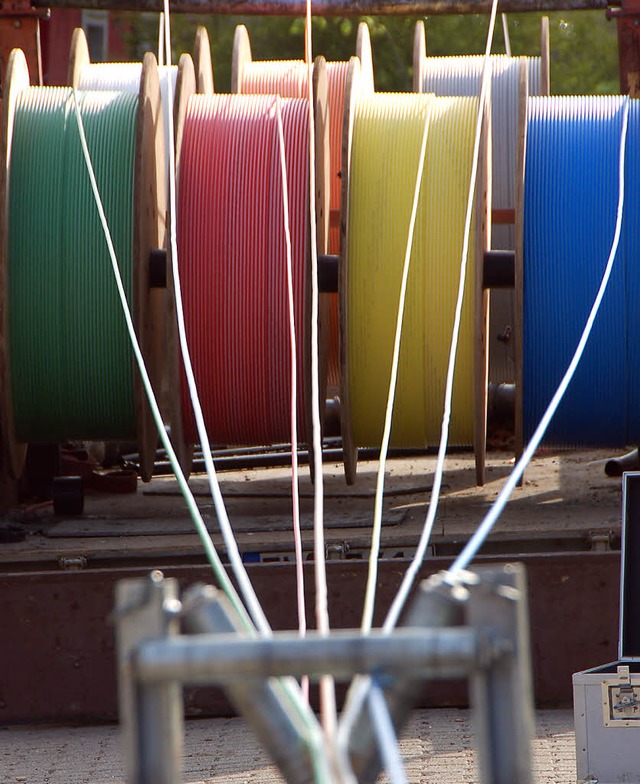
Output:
0 49 30 480
474 79 492 487
356 21 375 93
413 20 427 93
540 16 550 96
231 24 252 93
514 58 529 473
306 56 331 478
134 52 168 481
67 26 90 88
338 57 362 486
193 26 214 94
169 53 196 477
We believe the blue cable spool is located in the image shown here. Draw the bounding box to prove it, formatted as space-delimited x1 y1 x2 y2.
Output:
523 96 640 446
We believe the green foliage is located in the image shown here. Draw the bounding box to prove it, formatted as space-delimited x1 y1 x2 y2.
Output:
543 11 618 94
124 9 621 96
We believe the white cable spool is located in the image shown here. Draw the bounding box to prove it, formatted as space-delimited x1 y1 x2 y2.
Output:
69 31 177 182
68 27 212 210
413 21 549 386
420 54 540 250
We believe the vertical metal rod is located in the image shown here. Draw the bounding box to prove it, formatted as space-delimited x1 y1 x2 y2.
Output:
115 572 183 784
136 680 184 784
467 564 534 784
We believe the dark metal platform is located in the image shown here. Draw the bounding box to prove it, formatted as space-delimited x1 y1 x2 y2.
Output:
0 448 625 723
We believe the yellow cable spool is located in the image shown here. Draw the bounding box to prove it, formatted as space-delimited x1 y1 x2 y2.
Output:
340 57 489 484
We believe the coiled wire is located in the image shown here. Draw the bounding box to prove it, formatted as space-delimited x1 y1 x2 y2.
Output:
523 95 640 445
345 93 477 448
8 88 138 441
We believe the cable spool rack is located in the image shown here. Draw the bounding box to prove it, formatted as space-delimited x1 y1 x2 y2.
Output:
0 1 635 774
0 0 638 494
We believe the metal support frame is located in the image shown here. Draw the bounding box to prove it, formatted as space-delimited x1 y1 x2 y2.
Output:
115 564 534 784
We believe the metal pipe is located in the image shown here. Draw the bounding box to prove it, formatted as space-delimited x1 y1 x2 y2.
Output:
134 627 481 684
115 573 184 784
148 442 472 476
605 446 640 477
483 250 515 289
181 585 316 784
318 254 339 293
30 0 612 13
345 571 469 784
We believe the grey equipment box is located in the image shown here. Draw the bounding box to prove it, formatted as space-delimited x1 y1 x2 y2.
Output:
573 471 640 784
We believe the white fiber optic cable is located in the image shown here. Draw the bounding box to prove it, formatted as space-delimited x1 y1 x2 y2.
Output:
368 684 408 784
339 0 499 766
159 2 272 636
382 0 500 634
159 5 329 772
69 89 253 634
72 24 329 780
274 96 308 692
359 104 431 633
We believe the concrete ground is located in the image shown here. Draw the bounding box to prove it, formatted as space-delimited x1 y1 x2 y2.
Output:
1 709 576 783
3 448 625 569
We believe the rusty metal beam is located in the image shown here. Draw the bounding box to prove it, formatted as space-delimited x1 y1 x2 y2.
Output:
27 0 612 13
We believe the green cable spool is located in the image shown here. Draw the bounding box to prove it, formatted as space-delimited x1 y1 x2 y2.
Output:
0 50 167 481
9 87 138 441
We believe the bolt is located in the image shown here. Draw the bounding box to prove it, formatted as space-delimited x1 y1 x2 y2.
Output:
163 598 182 617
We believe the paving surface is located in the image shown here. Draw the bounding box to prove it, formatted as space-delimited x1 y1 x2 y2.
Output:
1 709 576 783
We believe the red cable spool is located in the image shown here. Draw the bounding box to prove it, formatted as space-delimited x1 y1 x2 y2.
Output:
231 24 374 392
174 56 329 457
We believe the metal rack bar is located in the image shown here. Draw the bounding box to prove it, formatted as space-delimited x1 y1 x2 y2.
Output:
135 628 481 683
26 0 612 14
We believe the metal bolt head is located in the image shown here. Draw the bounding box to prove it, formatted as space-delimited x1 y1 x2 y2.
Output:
163 598 182 618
